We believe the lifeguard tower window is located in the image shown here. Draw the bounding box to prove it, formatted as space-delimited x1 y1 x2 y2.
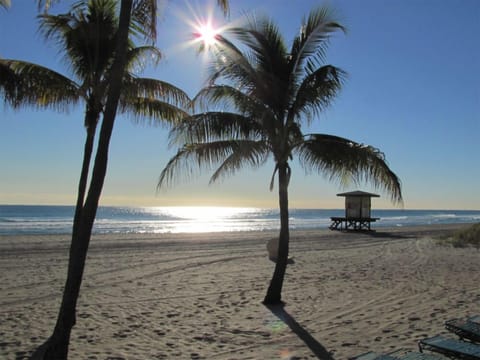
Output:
330 191 380 231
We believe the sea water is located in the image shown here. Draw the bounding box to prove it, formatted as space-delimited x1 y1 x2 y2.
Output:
1 205 479 236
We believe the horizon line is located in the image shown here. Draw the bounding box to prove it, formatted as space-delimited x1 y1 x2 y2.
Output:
1 203 479 212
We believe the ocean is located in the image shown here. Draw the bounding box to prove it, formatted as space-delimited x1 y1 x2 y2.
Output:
0 205 479 236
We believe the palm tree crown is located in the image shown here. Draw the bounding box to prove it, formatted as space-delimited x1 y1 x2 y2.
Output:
159 6 402 304
2 0 190 126
160 7 401 202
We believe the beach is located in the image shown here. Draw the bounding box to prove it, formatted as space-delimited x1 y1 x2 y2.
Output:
1 223 479 359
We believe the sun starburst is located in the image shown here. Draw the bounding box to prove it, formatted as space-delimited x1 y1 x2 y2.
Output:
194 21 219 47
166 1 244 63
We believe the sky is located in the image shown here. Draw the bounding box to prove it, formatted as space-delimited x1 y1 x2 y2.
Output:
0 0 479 210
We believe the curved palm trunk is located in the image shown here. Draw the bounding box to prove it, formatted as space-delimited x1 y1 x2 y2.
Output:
72 121 97 235
31 2 133 359
263 162 290 305
38 122 97 358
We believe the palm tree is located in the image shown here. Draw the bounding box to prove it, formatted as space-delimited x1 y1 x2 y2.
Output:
1 1 190 358
158 7 403 305
20 1 230 358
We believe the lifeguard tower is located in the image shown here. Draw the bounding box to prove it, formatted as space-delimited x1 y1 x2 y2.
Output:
329 191 380 231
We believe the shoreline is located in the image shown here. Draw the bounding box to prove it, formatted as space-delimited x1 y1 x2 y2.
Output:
1 223 479 359
0 222 471 242
2 206 479 237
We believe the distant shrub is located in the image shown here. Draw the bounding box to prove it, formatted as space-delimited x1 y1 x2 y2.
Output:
439 223 480 249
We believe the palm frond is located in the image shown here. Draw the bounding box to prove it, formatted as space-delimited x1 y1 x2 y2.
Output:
194 86 278 140
120 97 190 126
229 15 287 75
1 60 80 111
158 140 259 189
122 76 191 108
0 60 18 104
227 19 290 111
38 0 118 82
290 6 345 81
193 84 268 116
131 0 157 42
169 112 263 146
292 65 346 124
207 34 258 92
209 140 270 184
296 134 402 204
37 13 73 45
125 45 161 73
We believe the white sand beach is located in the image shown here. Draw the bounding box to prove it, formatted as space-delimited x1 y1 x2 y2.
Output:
1 224 479 359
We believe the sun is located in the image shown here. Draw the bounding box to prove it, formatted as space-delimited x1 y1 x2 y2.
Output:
195 21 219 47
169 2 244 58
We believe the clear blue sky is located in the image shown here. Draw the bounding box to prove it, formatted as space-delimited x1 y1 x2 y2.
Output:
1 0 479 209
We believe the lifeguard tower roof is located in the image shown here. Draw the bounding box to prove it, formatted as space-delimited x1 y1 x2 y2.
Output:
337 190 380 197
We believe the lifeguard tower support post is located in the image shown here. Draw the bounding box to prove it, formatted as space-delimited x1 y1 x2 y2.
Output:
329 191 380 231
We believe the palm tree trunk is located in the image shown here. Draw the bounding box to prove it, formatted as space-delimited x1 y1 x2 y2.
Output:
263 162 290 305
72 122 97 235
38 123 98 358
30 2 133 359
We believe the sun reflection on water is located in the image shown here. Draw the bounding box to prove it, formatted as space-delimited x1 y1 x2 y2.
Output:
144 206 259 233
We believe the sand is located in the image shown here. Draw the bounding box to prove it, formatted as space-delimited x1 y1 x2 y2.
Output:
0 224 479 359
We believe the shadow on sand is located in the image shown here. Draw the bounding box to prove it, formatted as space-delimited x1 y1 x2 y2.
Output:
266 304 335 359
337 229 413 240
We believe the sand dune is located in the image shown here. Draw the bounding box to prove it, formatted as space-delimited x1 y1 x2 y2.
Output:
1 224 479 359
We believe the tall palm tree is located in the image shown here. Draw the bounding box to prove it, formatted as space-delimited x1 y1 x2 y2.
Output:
21 1 230 359
1 1 190 358
159 7 403 305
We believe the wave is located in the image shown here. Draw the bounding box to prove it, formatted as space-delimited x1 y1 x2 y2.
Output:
0 217 17 223
1 205 479 236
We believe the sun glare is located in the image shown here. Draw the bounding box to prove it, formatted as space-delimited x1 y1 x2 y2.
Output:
169 1 235 57
150 206 257 233
167 1 246 63
195 22 219 47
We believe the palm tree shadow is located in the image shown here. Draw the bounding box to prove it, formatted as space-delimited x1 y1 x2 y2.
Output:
266 304 335 360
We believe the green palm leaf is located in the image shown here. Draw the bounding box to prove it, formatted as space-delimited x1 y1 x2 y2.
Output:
193 84 274 123
131 0 157 41
209 140 270 183
169 112 263 146
125 45 161 72
123 76 191 107
226 21 290 113
159 140 268 188
38 1 118 81
0 60 19 105
121 97 190 126
290 7 345 79
0 60 80 110
292 65 346 123
207 34 259 92
296 134 402 203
